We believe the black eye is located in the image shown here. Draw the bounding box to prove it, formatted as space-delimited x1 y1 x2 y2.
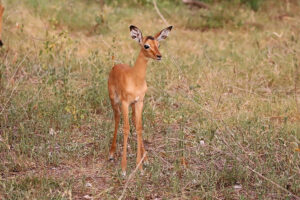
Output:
144 44 150 49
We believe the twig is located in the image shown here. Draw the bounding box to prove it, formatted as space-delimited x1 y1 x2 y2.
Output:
0 55 27 114
7 55 27 87
118 152 147 200
295 61 299 113
94 187 113 199
245 166 300 200
152 0 168 26
150 150 172 167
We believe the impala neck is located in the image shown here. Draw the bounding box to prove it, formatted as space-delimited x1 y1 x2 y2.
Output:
132 50 149 81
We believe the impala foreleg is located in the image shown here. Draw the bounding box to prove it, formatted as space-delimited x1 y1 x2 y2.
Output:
134 101 147 170
131 104 136 134
0 5 4 46
109 101 120 160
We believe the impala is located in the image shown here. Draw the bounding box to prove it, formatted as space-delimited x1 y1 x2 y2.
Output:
0 4 4 47
108 25 172 175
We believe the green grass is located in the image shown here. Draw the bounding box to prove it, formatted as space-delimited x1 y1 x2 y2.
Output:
0 0 300 199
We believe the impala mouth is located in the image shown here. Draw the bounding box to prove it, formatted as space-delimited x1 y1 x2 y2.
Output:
156 55 162 61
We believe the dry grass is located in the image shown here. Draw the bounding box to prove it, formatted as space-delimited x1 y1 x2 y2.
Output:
0 0 300 199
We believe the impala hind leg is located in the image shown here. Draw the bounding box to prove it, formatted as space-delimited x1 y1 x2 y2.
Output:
109 100 120 160
121 102 130 176
132 104 147 163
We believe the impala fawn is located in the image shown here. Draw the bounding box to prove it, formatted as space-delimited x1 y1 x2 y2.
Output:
0 4 4 47
108 25 172 175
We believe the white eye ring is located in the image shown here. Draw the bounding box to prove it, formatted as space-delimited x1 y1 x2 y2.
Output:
144 44 150 49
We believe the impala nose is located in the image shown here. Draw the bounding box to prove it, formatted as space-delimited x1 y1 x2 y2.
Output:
156 55 162 60
0 40 3 47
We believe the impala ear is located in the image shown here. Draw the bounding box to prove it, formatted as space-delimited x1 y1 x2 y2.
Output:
130 25 143 44
155 26 173 42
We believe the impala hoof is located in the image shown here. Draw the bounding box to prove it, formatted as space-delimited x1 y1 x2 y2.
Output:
143 159 149 166
143 152 149 165
122 171 126 177
108 158 114 162
108 154 114 161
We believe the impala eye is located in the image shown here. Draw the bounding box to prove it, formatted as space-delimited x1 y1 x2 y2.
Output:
144 44 150 49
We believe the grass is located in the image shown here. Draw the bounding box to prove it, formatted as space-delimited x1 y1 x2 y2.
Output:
0 0 300 199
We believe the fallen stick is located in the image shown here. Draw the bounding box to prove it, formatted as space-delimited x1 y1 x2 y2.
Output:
118 152 147 200
182 0 209 9
245 166 300 200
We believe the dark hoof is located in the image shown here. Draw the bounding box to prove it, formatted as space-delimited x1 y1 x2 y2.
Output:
108 154 114 161
0 40 3 47
108 157 114 162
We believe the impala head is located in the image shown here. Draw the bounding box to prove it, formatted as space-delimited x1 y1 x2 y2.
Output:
130 25 172 61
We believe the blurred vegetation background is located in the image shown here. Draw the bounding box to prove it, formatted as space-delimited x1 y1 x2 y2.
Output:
0 0 299 199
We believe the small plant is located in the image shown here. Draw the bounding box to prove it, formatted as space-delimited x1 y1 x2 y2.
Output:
241 0 264 11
